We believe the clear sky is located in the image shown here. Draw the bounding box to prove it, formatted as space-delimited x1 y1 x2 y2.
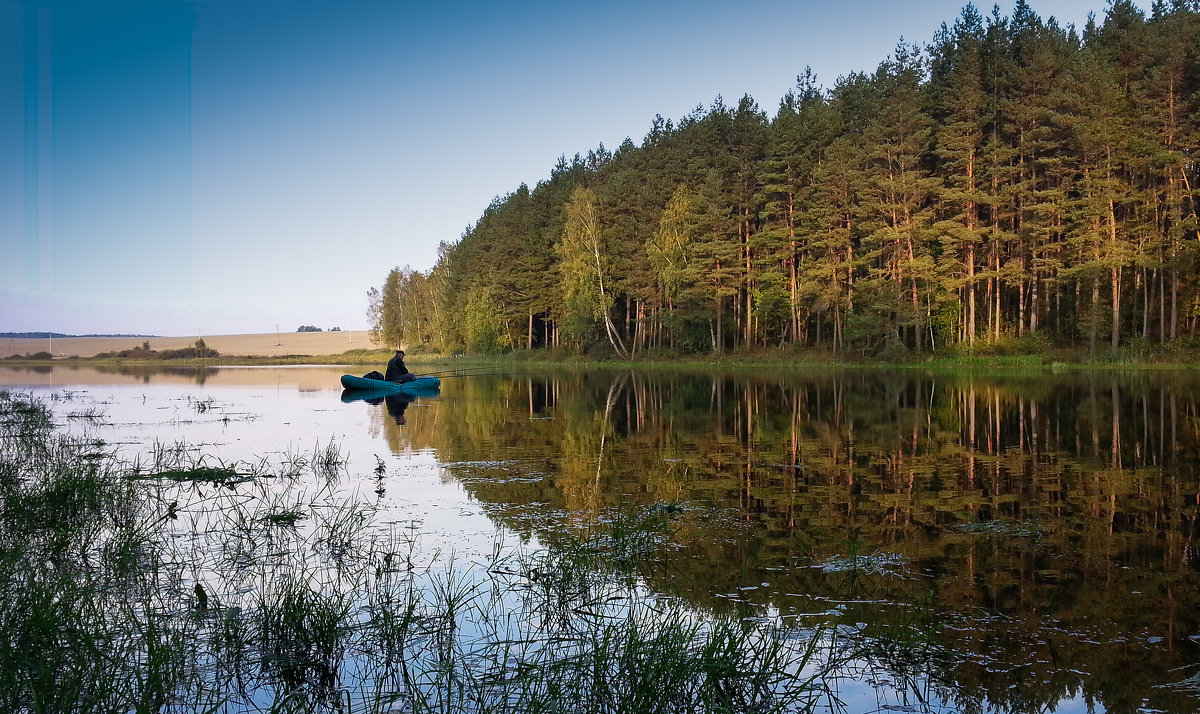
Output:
0 0 1120 336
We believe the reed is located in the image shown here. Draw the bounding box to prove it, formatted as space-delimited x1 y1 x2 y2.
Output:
311 437 348 481
0 389 827 713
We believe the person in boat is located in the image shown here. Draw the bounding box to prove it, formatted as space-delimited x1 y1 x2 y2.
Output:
385 348 415 383
361 348 416 384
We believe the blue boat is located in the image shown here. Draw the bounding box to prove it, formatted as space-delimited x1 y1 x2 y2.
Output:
339 374 441 394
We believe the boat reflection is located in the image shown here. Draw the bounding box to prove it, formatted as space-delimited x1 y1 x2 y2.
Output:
342 386 440 426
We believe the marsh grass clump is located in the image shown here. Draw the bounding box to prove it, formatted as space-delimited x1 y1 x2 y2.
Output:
312 437 348 481
0 391 826 713
0 391 215 712
276 444 312 480
256 575 353 701
130 438 264 488
189 395 216 414
263 509 306 527
352 521 825 714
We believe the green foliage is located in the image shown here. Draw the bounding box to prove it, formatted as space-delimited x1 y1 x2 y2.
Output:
661 310 715 354
375 2 1200 360
378 268 404 348
464 285 511 354
647 185 696 304
752 281 791 343
92 339 219 361
372 267 443 351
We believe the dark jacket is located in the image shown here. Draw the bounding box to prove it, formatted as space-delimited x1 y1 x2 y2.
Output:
385 354 410 382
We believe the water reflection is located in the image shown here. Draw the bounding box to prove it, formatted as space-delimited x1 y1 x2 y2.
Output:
340 389 420 425
5 364 1199 712
416 369 1200 713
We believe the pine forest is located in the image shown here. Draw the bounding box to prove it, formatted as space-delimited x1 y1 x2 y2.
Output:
370 0 1200 360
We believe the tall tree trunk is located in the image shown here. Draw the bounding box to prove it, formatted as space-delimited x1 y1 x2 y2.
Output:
1107 196 1120 357
1018 279 1025 337
591 244 628 360
1141 267 1150 340
966 151 977 349
834 306 842 355
1030 272 1039 334
627 300 636 356
1089 277 1100 357
744 210 753 348
1171 266 1178 341
993 247 1001 343
1111 265 1121 358
715 299 723 354
912 278 922 351
1158 268 1166 344
967 241 976 349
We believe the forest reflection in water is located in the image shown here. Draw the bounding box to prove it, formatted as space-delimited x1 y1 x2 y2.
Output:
6 363 1198 711
382 367 1200 713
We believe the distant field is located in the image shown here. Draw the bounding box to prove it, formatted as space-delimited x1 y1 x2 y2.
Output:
0 331 381 359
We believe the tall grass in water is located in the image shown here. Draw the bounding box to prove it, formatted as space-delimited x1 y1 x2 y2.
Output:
0 390 824 713
0 391 218 712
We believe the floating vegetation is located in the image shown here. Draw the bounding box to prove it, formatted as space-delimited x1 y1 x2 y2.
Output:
1160 667 1200 694
818 551 908 577
65 405 106 423
953 519 1043 539
189 395 216 414
267 439 350 483
441 459 553 485
131 465 251 485
262 509 306 527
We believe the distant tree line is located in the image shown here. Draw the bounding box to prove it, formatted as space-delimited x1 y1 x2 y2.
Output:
0 333 156 339
91 339 218 360
371 1 1200 358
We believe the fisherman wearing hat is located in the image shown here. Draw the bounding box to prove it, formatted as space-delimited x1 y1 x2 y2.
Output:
384 348 414 383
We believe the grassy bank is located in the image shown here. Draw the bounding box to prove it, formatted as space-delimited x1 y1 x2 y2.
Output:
0 390 827 713
5 337 1200 372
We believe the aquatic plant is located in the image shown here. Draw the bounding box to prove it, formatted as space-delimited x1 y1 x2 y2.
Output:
0 390 826 713
311 437 348 481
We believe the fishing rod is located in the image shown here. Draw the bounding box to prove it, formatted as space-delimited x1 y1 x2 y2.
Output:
415 366 548 379
417 369 535 379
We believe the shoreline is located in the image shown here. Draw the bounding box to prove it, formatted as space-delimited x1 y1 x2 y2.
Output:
3 332 1199 372
0 331 373 359
3 350 1199 373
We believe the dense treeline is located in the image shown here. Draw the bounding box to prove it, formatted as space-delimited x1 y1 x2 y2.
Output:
372 0 1200 359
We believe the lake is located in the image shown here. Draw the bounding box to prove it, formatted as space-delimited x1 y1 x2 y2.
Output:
3 363 1199 713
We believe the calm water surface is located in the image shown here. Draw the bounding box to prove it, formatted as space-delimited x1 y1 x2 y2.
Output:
3 363 1199 713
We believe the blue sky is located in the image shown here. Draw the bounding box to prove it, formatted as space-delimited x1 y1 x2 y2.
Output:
0 0 1115 336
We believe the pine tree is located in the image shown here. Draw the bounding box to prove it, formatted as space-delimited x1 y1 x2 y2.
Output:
856 43 939 352
930 5 988 348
